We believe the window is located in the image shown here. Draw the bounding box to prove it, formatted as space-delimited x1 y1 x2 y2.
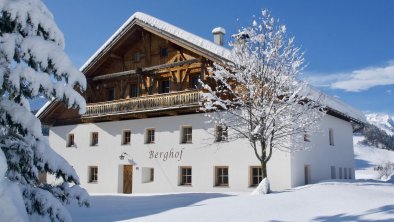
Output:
146 129 155 144
215 166 229 186
91 132 98 146
215 124 228 142
344 167 348 179
129 84 138 97
150 168 154 182
88 166 98 183
348 168 352 179
329 128 334 146
250 167 262 187
181 126 192 143
122 130 131 145
180 167 192 185
339 167 343 179
304 165 311 185
190 75 201 89
160 47 168 57
304 133 311 142
66 133 75 147
330 166 336 179
159 79 170 94
107 87 115 101
141 167 154 183
133 51 141 62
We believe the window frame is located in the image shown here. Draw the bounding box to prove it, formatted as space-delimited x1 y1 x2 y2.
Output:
159 79 170 94
66 133 75 147
133 51 141 63
90 132 99 146
190 74 201 89
344 167 348 179
179 166 192 186
330 166 336 179
249 166 263 187
129 83 139 98
214 124 228 142
181 126 192 144
122 130 131 145
150 168 154 182
339 167 343 179
304 133 311 142
107 87 115 101
329 128 334 146
215 166 229 187
145 128 155 144
88 166 98 183
160 47 168 57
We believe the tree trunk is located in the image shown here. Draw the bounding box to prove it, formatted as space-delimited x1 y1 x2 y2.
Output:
261 160 268 179
259 160 270 194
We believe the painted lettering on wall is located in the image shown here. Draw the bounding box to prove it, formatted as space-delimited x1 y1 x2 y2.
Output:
149 148 184 161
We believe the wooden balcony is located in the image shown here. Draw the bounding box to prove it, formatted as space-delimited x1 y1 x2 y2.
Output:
82 90 201 120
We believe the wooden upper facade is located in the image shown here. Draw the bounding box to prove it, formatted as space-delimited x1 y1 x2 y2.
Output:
39 12 229 126
38 12 365 128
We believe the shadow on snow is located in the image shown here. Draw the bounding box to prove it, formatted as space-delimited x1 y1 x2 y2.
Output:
68 193 233 222
354 157 375 170
313 204 394 222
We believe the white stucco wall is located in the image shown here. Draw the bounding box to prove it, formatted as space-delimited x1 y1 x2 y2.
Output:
290 114 355 187
48 113 293 193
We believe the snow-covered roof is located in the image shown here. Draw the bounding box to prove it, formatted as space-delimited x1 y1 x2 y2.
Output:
37 12 365 125
303 85 366 123
80 12 231 72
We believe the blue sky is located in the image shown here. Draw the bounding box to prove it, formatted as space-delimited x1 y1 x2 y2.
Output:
43 0 394 114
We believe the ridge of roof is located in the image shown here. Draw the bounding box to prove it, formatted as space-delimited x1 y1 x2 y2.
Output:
37 12 366 125
80 12 231 73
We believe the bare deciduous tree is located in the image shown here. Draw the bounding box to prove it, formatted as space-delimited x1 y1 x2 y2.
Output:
201 10 325 193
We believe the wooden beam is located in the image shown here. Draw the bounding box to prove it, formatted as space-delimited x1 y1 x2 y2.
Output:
164 111 178 116
93 59 199 81
110 54 123 60
93 69 138 81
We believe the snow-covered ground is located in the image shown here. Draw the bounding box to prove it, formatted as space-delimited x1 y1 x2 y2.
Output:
67 135 394 222
68 180 393 222
354 135 394 180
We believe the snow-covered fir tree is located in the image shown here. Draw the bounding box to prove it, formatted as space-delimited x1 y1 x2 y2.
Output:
201 10 324 193
0 0 89 221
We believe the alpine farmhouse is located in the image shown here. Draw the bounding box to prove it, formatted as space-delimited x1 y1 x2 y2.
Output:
37 12 365 193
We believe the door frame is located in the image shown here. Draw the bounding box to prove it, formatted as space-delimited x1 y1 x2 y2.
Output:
122 165 133 194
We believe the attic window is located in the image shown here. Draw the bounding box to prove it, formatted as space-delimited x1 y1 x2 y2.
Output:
107 87 115 101
160 47 168 57
159 79 170 94
190 75 201 89
133 52 141 62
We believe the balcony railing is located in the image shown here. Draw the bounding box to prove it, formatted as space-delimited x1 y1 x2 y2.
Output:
82 90 201 118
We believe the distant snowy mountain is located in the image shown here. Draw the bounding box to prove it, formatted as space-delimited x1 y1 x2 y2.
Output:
365 113 394 136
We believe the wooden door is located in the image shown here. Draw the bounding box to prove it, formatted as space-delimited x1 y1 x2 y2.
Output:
123 165 133 194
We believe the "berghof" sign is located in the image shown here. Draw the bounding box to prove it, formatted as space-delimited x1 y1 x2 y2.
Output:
149 148 184 161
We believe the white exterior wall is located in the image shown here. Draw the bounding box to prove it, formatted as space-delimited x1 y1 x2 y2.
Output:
48 113 354 194
290 114 355 187
49 113 292 193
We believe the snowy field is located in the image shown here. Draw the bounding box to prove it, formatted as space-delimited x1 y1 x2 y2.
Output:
68 136 394 222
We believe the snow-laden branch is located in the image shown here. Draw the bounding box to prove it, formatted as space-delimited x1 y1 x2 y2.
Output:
201 10 325 192
0 0 89 221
